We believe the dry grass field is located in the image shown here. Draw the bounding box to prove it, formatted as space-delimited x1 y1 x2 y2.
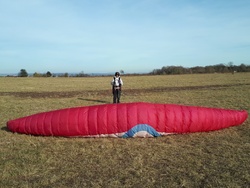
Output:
0 73 249 187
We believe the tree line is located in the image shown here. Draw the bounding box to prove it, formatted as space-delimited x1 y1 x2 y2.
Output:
14 70 89 77
150 63 250 75
11 63 250 77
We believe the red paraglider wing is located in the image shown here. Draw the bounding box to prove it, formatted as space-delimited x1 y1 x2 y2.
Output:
7 102 248 137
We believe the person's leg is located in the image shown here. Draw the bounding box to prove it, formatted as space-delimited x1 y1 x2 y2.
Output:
113 90 116 103
113 89 118 103
117 90 121 103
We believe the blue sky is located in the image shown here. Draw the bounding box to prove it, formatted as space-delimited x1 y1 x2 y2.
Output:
1 0 250 74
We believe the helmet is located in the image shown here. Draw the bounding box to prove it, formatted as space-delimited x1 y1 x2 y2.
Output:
115 72 120 76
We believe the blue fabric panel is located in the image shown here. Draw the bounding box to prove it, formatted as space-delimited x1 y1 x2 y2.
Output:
122 124 161 138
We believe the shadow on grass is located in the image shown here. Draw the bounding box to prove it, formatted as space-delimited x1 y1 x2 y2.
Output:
78 98 110 104
1 126 11 132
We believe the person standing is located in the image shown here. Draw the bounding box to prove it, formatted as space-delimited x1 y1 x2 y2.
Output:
111 72 123 103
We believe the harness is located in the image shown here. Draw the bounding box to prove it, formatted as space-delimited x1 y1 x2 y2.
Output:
113 76 122 92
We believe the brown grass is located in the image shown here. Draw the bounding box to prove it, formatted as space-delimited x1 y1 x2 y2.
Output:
0 73 249 187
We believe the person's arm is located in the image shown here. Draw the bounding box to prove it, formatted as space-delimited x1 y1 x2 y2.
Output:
120 78 123 85
111 77 114 85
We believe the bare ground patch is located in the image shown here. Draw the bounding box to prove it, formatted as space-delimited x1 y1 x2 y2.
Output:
1 83 249 98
